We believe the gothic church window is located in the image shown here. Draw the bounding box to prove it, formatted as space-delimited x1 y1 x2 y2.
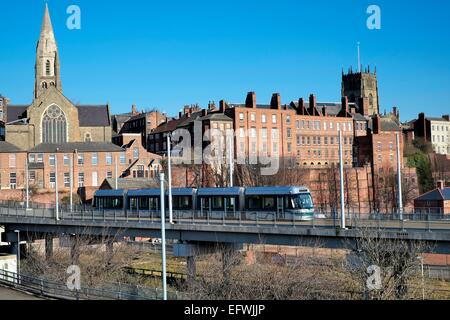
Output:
369 94 374 107
42 105 67 144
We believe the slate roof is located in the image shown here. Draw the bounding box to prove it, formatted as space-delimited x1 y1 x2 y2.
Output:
0 141 24 153
29 142 124 153
415 188 450 201
102 178 159 190
6 105 28 123
76 105 110 127
6 104 110 127
198 112 233 122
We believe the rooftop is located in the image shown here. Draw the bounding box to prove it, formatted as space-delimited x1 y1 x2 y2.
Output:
29 142 124 153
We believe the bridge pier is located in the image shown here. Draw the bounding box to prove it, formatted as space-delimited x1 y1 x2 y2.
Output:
173 241 243 285
45 235 54 260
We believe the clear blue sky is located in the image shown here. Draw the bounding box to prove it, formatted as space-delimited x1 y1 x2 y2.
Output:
1 0 449 121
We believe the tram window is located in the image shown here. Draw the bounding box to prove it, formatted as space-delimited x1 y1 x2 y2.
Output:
173 196 191 210
212 197 224 210
148 198 159 210
201 198 210 211
225 197 236 211
138 197 148 210
247 196 261 210
262 197 276 211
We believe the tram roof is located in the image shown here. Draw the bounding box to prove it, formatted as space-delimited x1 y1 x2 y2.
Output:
94 189 126 197
127 188 195 197
245 186 310 196
197 187 242 196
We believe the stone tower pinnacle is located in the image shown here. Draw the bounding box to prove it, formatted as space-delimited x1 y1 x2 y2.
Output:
34 3 62 99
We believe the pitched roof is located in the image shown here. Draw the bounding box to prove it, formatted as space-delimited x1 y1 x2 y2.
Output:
6 105 29 123
102 178 159 190
6 105 110 127
76 105 110 127
415 188 450 201
29 142 124 153
0 141 25 153
151 111 203 134
198 113 233 121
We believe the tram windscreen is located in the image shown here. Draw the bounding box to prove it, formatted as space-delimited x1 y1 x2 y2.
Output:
291 193 314 209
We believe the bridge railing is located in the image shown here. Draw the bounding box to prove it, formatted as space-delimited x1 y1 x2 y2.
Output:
1 204 449 231
0 269 180 300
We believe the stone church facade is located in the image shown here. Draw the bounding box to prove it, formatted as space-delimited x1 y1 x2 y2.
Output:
5 4 112 150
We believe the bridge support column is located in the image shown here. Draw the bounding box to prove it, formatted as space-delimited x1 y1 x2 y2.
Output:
173 242 242 285
45 235 54 260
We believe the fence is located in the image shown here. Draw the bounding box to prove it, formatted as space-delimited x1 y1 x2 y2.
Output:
0 270 181 300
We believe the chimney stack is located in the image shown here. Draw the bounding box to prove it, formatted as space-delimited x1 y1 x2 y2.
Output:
443 115 450 121
132 104 138 115
246 92 257 109
309 94 317 116
437 180 445 190
270 93 281 110
373 115 381 134
342 96 349 116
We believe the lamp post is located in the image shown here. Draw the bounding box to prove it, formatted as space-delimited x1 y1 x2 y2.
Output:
228 133 233 187
69 154 73 212
25 155 29 210
338 130 346 229
55 148 60 221
396 133 403 220
167 134 173 224
159 172 167 300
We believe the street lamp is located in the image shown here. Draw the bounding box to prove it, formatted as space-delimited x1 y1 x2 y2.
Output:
338 130 346 229
159 172 168 300
55 148 60 221
167 134 173 224
396 133 403 220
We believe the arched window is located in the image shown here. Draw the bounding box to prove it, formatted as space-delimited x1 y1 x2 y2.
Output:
50 82 55 87
42 82 48 89
46 60 51 76
85 133 92 142
369 93 374 107
42 105 67 144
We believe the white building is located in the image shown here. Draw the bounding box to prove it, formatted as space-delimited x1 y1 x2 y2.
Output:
429 117 450 155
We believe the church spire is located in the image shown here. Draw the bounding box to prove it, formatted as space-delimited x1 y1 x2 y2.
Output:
34 3 62 100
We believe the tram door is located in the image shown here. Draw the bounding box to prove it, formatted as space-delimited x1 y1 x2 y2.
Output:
276 196 284 219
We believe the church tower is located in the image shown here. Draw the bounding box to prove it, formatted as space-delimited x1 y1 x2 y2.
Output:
34 4 62 99
342 66 379 116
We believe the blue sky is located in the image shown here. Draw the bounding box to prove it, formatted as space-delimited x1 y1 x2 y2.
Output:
1 0 449 121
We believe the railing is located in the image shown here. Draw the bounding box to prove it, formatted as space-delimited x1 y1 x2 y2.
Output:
0 205 449 232
0 270 180 300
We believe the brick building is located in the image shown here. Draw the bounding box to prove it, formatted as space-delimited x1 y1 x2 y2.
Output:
0 134 161 203
223 92 355 168
112 105 167 149
415 181 450 214
411 113 450 155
